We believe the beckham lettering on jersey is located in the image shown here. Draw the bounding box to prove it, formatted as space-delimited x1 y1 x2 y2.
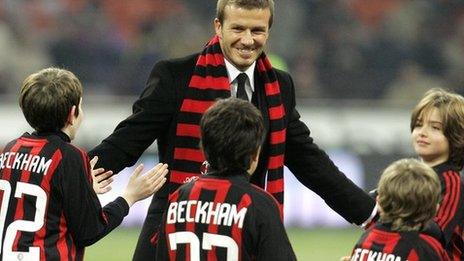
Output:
166 200 248 228
351 248 401 261
0 152 52 175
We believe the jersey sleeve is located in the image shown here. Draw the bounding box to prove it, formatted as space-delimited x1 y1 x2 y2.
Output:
434 171 464 245
249 193 296 260
57 147 129 247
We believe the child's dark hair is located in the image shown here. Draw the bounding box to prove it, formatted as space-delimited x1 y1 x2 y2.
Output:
200 98 265 173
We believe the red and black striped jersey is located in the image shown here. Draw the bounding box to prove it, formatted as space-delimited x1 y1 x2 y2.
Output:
155 170 296 260
350 223 449 261
0 132 129 261
432 162 464 260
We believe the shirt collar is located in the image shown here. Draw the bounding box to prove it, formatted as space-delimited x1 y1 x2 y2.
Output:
224 59 256 92
30 130 71 142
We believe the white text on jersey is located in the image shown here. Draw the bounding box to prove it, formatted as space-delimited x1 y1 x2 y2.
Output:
166 200 248 228
0 152 52 175
351 248 402 261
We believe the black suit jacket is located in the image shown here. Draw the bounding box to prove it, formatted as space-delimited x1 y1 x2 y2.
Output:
90 53 375 225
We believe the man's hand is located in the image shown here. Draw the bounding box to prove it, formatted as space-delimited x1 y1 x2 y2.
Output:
90 156 114 194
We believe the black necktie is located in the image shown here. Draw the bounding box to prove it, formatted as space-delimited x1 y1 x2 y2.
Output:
236 73 249 101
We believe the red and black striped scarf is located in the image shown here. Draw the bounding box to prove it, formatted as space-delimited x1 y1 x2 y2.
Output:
170 35 287 213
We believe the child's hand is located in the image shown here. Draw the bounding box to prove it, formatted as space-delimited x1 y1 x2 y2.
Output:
340 256 351 261
90 156 113 194
122 163 168 207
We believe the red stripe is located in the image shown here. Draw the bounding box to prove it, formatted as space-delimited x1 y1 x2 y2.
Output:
269 129 286 145
264 81 281 96
251 184 283 220
2 141 24 181
40 150 62 192
419 234 447 261
267 179 284 194
361 229 400 253
436 171 460 229
206 180 231 260
407 249 419 261
176 124 201 138
269 104 285 120
277 203 284 218
173 148 205 163
17 137 48 148
184 181 203 236
207 36 220 46
56 213 69 260
257 58 266 72
451 226 463 260
189 75 230 90
69 237 77 260
267 155 284 170
34 150 63 260
166 192 179 260
196 53 225 67
169 170 201 184
180 99 215 114
231 193 252 261
74 147 92 182
13 141 47 251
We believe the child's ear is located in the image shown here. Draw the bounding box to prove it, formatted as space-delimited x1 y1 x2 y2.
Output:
67 105 77 125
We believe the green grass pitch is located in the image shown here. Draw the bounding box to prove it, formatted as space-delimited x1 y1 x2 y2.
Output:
85 227 362 260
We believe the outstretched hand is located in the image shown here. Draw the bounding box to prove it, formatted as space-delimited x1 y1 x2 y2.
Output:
90 156 114 194
122 163 168 207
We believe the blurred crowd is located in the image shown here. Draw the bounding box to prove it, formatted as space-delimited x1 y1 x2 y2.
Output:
1 0 464 101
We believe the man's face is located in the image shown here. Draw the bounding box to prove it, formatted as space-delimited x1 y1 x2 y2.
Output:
214 5 270 71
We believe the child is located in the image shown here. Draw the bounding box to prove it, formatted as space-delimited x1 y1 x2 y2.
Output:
410 88 464 258
155 98 296 260
0 68 168 260
349 158 448 260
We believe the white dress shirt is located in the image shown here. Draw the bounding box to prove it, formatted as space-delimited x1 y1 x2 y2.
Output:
224 59 255 102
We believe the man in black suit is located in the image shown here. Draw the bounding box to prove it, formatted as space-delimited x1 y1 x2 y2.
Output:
90 0 376 260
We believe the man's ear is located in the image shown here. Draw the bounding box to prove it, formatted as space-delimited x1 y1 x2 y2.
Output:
67 105 77 125
214 18 222 38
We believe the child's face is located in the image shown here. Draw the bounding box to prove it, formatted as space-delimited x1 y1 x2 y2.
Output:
411 107 449 166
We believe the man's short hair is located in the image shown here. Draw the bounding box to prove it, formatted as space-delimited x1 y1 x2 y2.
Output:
200 98 265 173
216 0 274 28
410 88 464 169
377 158 441 231
19 67 83 132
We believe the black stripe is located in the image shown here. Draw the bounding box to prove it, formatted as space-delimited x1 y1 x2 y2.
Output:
172 159 202 174
267 169 284 181
267 144 286 156
266 95 285 108
193 65 228 78
271 192 284 203
173 137 201 149
184 89 230 101
177 113 203 125
269 121 286 132
393 233 416 257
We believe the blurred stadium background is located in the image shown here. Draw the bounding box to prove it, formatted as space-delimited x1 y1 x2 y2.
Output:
1 0 463 260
